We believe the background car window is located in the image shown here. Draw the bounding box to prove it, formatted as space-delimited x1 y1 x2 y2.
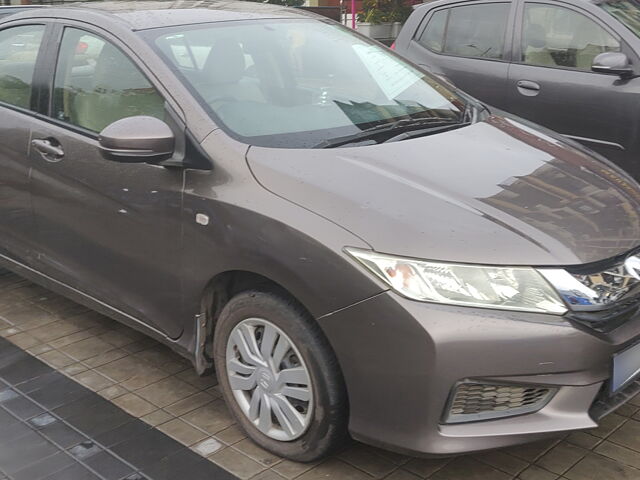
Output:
53 28 165 133
0 25 44 109
439 3 510 59
600 0 640 39
418 9 448 53
522 3 620 70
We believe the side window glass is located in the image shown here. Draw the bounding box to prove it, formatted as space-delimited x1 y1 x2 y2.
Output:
0 25 45 109
522 3 620 70
53 28 165 133
418 9 448 53
443 3 510 59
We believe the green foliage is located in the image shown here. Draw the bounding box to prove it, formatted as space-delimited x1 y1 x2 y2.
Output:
357 0 412 25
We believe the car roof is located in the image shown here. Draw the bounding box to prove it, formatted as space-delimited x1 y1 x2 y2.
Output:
416 0 604 6
7 0 318 31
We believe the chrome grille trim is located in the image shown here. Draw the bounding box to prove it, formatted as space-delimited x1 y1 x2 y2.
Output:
539 254 640 312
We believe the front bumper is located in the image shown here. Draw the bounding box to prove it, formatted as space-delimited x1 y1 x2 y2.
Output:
318 291 640 456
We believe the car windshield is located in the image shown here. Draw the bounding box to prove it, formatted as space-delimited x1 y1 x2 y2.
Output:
599 0 640 38
145 19 467 148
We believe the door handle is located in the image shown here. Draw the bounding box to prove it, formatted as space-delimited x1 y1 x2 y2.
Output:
31 138 64 162
516 80 541 96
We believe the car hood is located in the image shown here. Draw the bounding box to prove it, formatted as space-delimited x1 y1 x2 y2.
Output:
246 115 640 266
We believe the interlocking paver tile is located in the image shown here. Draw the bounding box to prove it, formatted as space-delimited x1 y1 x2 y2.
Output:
38 350 76 368
28 320 86 343
112 393 157 417
473 449 528 476
432 457 510 480
609 419 640 452
233 438 282 467
73 370 115 391
83 349 129 369
595 440 640 469
338 444 396 478
164 391 214 416
136 376 198 408
6 332 41 349
589 413 626 438
97 384 128 401
271 459 319 479
179 399 235 435
402 457 449 478
251 470 288 480
296 458 372 480
535 442 589 475
60 337 115 362
565 453 640 480
565 432 601 450
157 418 208 446
193 437 224 457
215 424 247 445
11 451 75 480
517 464 559 480
141 409 174 427
208 448 268 479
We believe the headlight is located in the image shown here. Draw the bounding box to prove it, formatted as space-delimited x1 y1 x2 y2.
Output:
346 248 567 314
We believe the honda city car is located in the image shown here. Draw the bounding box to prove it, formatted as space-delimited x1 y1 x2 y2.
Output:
1 0 640 462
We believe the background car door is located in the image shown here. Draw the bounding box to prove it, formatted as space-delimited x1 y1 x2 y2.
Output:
0 23 46 266
506 1 640 176
403 1 515 109
29 26 185 338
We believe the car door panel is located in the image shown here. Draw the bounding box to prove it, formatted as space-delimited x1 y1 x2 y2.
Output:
507 64 640 167
406 41 511 108
29 26 185 338
403 1 515 110
0 23 48 266
507 1 640 177
0 109 38 264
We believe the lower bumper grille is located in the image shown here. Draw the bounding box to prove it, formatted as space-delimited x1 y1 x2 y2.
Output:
590 378 640 420
444 382 555 424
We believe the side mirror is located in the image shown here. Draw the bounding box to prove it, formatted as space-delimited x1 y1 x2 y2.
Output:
98 116 175 164
591 52 634 77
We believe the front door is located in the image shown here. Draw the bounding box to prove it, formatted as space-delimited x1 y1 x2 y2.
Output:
404 1 515 110
506 1 640 177
0 23 46 265
29 26 185 338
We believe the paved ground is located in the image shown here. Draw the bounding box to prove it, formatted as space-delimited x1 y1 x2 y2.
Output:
1 269 640 480
0 336 235 480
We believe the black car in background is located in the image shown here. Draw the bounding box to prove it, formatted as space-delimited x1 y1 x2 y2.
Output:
395 0 640 179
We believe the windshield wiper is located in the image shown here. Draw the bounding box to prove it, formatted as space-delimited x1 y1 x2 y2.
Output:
383 122 471 143
313 117 463 149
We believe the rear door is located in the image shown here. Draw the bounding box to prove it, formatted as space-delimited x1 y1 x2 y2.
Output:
29 24 185 338
506 0 640 175
402 0 516 109
0 22 47 266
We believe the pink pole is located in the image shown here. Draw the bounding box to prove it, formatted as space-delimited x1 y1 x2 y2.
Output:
352 0 356 29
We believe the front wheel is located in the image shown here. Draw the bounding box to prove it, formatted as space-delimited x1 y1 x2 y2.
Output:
213 291 348 462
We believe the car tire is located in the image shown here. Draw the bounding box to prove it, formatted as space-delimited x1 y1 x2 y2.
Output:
213 290 348 462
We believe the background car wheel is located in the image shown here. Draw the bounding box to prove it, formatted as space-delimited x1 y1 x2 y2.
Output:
214 290 348 462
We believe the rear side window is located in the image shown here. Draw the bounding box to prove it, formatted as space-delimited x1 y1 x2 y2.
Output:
0 25 45 110
418 3 510 60
521 3 620 70
418 10 448 52
52 28 165 133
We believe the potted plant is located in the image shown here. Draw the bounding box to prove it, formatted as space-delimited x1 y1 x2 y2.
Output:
389 0 413 37
357 0 393 40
